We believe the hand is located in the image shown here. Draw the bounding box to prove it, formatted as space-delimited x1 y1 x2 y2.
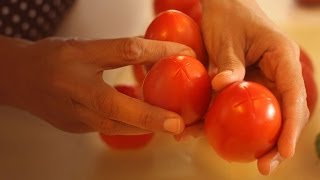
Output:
0 36 196 135
180 0 309 175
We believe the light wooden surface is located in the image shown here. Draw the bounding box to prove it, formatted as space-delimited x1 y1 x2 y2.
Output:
0 0 319 180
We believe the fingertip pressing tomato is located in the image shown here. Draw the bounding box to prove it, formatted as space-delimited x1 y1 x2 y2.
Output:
153 0 202 25
142 55 212 125
145 10 207 65
99 85 153 150
205 81 282 162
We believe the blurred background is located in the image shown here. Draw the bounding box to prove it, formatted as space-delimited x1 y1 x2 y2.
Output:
0 0 319 179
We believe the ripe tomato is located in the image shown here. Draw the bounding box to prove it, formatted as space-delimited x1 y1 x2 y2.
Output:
300 48 314 73
142 55 212 125
205 81 282 162
99 85 153 150
153 0 202 25
145 10 207 65
99 133 154 150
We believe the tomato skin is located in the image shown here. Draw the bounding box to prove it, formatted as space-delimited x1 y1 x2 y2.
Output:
300 48 314 73
142 55 212 125
205 81 282 162
99 133 154 150
153 0 202 25
145 10 207 66
134 10 207 85
99 85 153 150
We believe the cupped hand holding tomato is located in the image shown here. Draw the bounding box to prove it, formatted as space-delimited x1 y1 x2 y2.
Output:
201 0 309 175
205 81 282 162
99 85 154 150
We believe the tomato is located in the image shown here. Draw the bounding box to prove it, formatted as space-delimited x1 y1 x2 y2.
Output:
99 133 154 150
153 0 202 25
99 85 153 150
205 81 282 162
142 55 211 125
300 48 314 73
145 10 207 66
133 10 207 86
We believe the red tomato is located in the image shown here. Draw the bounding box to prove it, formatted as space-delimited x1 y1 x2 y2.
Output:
300 48 314 73
145 10 207 65
133 10 207 85
99 85 153 150
205 81 282 162
99 133 154 150
153 0 202 25
142 55 212 125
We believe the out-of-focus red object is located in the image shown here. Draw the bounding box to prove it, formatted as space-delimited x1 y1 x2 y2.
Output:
296 0 320 6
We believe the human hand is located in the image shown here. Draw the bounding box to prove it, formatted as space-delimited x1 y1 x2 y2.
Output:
179 0 309 175
0 36 195 135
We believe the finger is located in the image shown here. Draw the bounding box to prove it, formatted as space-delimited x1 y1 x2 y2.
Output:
259 42 309 158
210 41 246 91
73 82 185 134
174 122 205 142
73 101 151 135
65 37 196 69
257 148 284 176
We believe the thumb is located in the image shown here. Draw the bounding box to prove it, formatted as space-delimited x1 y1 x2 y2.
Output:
211 47 246 91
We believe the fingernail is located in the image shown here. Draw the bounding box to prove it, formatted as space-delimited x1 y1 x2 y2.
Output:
164 118 182 134
218 70 233 77
269 160 280 174
180 49 196 57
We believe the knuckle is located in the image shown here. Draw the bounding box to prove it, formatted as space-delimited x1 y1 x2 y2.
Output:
99 119 119 135
137 110 153 130
94 92 119 119
121 37 144 62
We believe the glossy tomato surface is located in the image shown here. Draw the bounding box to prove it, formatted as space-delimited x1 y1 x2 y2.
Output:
142 55 211 125
205 81 282 162
99 85 153 150
145 10 207 65
153 0 202 25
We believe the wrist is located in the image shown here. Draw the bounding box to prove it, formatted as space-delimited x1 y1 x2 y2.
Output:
0 36 33 107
